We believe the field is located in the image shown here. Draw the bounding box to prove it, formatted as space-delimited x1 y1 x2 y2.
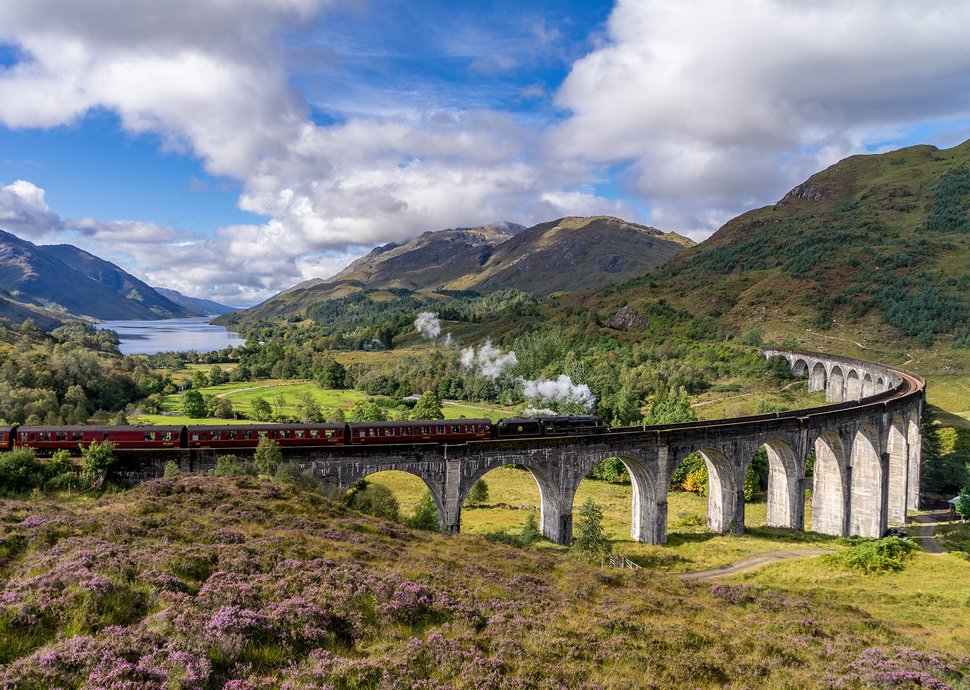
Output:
365 467 829 573
133 379 518 425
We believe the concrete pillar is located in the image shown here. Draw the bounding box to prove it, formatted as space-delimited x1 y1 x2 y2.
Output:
441 455 462 534
886 421 908 525
704 452 743 535
849 428 883 537
811 434 848 536
765 442 803 530
907 414 922 511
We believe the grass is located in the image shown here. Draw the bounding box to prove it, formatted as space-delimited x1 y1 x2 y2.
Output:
366 467 829 573
728 551 970 655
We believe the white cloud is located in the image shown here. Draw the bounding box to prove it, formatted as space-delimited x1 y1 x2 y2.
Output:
551 0 970 233
0 180 62 239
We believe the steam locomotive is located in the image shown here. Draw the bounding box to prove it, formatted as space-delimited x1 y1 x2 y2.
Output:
0 415 605 453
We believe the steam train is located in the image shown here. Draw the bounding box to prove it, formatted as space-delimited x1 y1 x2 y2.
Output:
0 415 605 453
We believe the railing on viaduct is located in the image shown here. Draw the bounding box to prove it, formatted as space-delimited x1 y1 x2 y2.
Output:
113 349 924 545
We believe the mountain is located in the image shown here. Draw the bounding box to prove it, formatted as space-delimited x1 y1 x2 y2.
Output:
153 287 237 315
0 229 196 322
582 141 970 349
229 217 692 324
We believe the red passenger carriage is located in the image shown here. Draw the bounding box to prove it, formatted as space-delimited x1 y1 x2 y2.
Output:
184 424 346 448
348 419 491 444
15 425 186 451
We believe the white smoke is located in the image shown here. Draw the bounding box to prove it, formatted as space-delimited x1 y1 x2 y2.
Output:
519 375 596 411
442 332 454 348
521 407 557 417
414 312 441 340
460 339 519 379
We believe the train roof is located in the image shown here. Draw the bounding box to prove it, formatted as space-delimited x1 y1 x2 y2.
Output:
185 423 345 432
347 418 491 428
16 425 184 432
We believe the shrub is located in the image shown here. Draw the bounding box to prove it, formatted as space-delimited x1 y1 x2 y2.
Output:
346 481 401 522
822 537 919 574
209 454 254 477
574 498 611 564
274 462 320 491
253 437 282 476
0 448 46 492
406 491 439 531
79 440 116 488
163 461 181 478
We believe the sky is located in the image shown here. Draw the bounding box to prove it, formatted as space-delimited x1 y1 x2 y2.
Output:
1 0 970 307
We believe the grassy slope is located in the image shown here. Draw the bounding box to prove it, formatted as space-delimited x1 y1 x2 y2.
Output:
0 476 965 688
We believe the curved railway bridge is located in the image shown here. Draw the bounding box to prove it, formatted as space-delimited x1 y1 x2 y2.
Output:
115 349 925 545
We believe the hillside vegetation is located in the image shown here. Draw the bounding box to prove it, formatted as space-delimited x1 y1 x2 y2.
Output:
0 476 966 689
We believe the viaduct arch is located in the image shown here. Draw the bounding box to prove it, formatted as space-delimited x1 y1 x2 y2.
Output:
114 349 925 545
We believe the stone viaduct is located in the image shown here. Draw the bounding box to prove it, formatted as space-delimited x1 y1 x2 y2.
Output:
114 349 924 545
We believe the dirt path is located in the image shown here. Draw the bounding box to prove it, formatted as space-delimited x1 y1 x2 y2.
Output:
678 548 834 581
910 511 948 555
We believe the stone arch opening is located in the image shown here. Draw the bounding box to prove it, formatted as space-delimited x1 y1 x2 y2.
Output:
876 377 885 392
809 362 827 392
849 423 885 537
745 439 804 530
828 366 845 402
887 414 908 525
792 358 809 377
353 469 445 529
812 432 847 536
861 373 875 398
670 448 740 535
845 370 862 401
572 454 662 545
461 463 561 542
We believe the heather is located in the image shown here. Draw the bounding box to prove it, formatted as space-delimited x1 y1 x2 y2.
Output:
0 477 966 689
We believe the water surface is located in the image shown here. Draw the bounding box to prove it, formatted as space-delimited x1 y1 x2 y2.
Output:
96 317 246 355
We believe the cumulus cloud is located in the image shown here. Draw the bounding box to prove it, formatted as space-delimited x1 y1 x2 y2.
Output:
2 1 970 300
551 0 970 234
0 180 62 239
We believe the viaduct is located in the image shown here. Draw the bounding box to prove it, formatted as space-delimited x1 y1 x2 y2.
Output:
113 349 925 545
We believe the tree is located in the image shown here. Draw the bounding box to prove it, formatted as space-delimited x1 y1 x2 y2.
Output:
208 365 228 385
326 408 346 423
467 479 489 506
643 388 695 425
250 397 272 421
190 370 209 389
346 480 401 521
573 498 611 564
298 392 323 423
180 389 207 418
272 392 288 421
348 401 388 422
79 440 116 489
407 491 439 531
957 464 970 520
208 396 234 419
314 357 348 389
253 436 282 476
410 391 444 420
163 460 181 478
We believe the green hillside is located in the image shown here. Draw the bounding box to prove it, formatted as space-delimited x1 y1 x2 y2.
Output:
604 141 970 348
1 475 966 687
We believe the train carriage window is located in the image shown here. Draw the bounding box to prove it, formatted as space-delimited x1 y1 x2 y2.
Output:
211 432 221 441
162 432 172 442
191 432 199 442
323 429 333 438
242 431 253 440
464 425 472 433
358 430 366 438
384 428 393 436
227 431 237 440
450 426 459 434
39 432 51 441
369 428 378 437
295 429 304 439
145 432 156 441
258 430 268 439
421 426 430 435
0 432 4 441
310 429 320 438
279 430 289 439
72 432 83 441
436 426 444 434
56 432 67 441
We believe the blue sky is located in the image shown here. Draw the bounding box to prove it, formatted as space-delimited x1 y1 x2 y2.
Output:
0 0 969 305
